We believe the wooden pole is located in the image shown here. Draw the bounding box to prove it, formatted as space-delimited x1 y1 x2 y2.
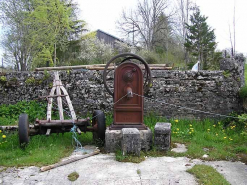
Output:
40 150 100 172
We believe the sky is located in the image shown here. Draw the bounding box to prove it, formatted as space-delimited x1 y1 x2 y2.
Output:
78 0 247 55
0 0 246 60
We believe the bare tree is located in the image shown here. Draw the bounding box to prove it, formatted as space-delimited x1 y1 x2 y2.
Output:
117 0 173 51
228 0 236 57
174 0 194 63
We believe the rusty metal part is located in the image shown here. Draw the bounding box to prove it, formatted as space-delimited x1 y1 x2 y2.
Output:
103 53 152 96
109 123 147 130
113 62 144 128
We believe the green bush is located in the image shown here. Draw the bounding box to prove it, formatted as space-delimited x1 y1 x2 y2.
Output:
0 101 47 124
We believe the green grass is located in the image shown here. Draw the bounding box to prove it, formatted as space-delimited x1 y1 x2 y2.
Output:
187 165 230 185
116 115 247 164
0 131 93 167
0 101 247 166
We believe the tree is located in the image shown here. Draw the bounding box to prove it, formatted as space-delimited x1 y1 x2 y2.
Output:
0 0 33 71
175 0 194 63
184 7 216 69
117 0 173 51
0 0 85 70
28 0 73 67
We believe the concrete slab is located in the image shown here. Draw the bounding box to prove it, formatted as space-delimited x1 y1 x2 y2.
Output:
1 153 246 185
171 143 188 153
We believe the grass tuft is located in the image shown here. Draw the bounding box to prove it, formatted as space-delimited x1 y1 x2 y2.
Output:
187 164 230 185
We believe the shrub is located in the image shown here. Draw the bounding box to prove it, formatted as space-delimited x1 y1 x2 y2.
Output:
239 85 247 99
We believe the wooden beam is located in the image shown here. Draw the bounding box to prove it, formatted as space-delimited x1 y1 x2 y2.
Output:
35 64 172 71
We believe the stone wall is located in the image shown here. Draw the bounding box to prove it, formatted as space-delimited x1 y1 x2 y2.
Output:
0 59 243 119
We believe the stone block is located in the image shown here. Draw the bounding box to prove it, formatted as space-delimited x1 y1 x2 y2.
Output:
154 122 171 151
121 128 141 156
140 128 152 151
105 128 122 153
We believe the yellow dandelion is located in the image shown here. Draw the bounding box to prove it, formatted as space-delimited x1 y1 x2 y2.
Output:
175 120 179 123
190 128 194 130
191 129 194 132
2 135 6 139
216 133 218 136
207 129 210 131
189 124 192 127
218 122 221 125
229 138 233 141
0 130 2 133
189 132 192 134
224 137 227 139
176 128 179 131
213 125 216 127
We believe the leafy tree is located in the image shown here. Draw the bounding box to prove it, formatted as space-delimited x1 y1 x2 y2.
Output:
0 0 33 71
184 7 216 69
0 0 85 70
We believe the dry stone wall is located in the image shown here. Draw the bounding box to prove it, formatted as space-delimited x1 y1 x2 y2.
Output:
0 63 242 119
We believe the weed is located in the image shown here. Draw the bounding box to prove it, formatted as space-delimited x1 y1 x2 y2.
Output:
115 149 145 163
223 70 231 78
187 165 230 185
137 169 141 175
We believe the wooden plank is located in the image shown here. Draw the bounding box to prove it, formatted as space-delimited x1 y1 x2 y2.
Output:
54 72 64 120
47 86 56 120
60 86 76 120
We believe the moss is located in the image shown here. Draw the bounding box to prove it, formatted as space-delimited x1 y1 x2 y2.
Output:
67 172 79 181
25 77 36 85
0 76 7 83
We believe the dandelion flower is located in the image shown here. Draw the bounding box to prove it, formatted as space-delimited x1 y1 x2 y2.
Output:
2 135 6 139
216 133 218 136
224 137 227 139
175 120 179 123
213 125 216 127
190 128 194 130
189 132 192 134
189 124 192 127
218 122 221 125
207 129 210 131
229 138 233 141
176 128 179 131
0 130 2 133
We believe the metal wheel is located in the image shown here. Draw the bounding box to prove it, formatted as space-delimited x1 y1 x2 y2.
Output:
18 113 30 147
92 110 106 141
103 53 152 96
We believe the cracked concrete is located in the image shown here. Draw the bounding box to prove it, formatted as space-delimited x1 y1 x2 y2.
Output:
1 153 247 185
